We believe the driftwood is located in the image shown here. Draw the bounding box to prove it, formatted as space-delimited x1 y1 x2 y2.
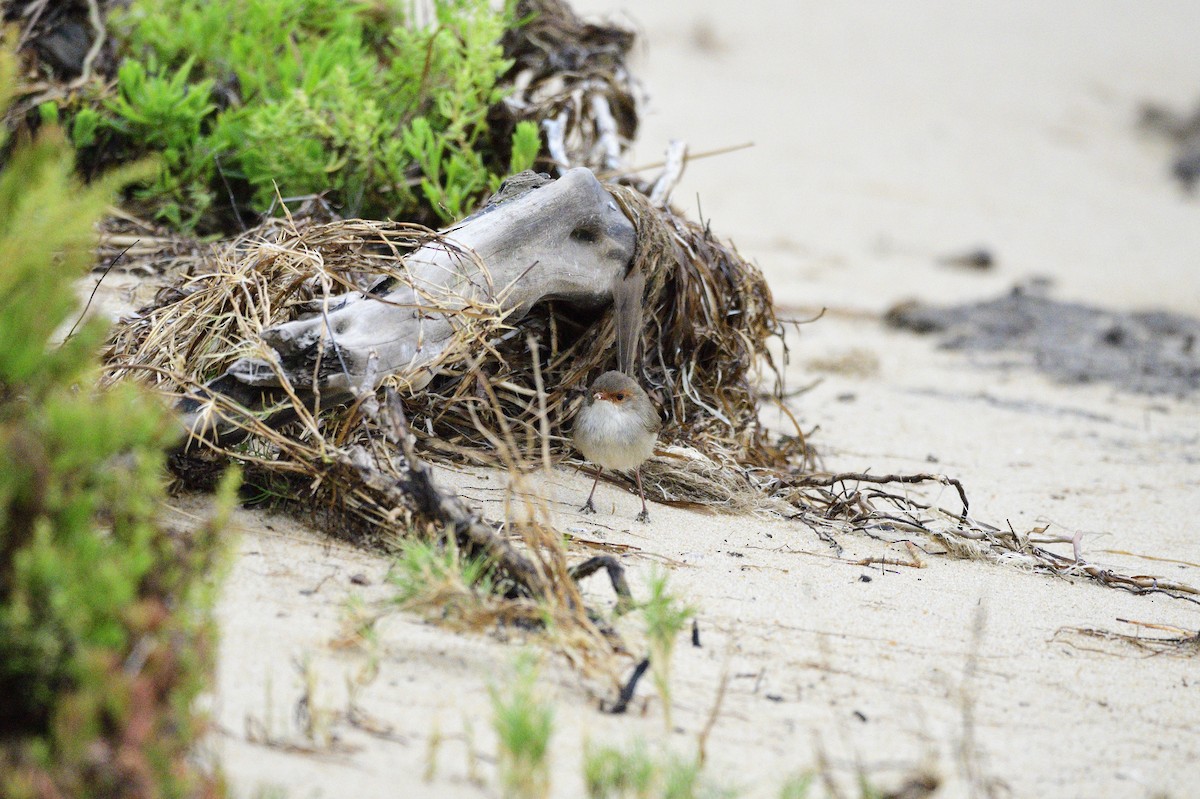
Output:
182 167 636 442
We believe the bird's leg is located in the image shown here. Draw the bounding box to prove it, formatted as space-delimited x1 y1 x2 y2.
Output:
635 466 650 523
581 466 601 514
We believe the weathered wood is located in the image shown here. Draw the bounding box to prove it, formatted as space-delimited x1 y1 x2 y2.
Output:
182 167 635 442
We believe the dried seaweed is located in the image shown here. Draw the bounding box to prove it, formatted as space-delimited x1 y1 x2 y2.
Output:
498 0 639 176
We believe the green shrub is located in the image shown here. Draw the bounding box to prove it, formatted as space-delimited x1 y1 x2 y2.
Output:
71 0 540 231
0 39 235 798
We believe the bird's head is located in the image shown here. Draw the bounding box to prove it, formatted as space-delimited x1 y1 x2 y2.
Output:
587 370 640 407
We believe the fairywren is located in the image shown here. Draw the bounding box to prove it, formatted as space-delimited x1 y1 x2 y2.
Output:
572 246 663 521
573 370 661 522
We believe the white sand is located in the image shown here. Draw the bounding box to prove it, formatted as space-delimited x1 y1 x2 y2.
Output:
206 3 1200 797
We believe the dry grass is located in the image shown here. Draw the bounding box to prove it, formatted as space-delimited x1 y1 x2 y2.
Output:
1051 619 1200 657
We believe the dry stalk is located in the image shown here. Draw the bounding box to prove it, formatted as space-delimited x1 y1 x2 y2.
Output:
1051 623 1200 657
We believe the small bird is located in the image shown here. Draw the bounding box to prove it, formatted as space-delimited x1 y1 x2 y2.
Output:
573 239 663 521
573 370 661 522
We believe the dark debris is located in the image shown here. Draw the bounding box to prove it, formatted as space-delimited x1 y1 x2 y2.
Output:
886 287 1200 396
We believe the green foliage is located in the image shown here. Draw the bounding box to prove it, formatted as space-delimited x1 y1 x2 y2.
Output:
510 120 542 175
640 568 696 732
490 652 555 799
76 0 535 231
101 57 217 227
583 742 734 799
0 38 235 796
105 57 215 150
69 107 101 149
390 536 496 621
660 757 705 799
584 739 656 799
779 774 814 799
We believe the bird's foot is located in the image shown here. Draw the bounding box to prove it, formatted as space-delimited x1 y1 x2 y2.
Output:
580 499 596 515
635 509 650 524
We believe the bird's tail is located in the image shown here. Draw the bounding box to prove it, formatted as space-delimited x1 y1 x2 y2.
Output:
613 267 645 377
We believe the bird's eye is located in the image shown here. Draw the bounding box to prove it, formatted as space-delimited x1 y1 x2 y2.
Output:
615 392 627 400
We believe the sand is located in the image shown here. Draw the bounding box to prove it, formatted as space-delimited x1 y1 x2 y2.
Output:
201 2 1200 797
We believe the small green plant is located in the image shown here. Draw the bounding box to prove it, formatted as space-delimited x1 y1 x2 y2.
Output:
391 536 497 622
778 773 814 799
339 592 383 696
661 756 705 799
510 119 542 175
584 739 656 799
490 651 555 799
583 740 735 799
0 34 237 797
62 0 541 231
640 568 697 732
99 56 217 227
